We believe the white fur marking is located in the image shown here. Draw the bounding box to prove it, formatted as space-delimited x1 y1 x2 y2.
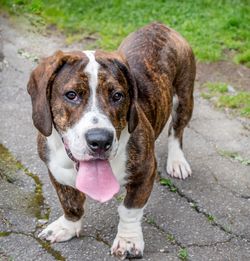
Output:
63 51 118 162
38 215 83 243
83 50 99 110
165 95 179 131
166 128 191 179
172 94 179 121
110 126 130 185
111 204 145 258
47 128 76 187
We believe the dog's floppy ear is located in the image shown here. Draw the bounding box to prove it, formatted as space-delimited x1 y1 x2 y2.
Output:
27 50 66 136
113 58 139 133
27 50 72 136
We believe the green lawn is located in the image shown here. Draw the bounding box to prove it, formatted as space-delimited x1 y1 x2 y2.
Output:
201 82 250 117
1 0 250 65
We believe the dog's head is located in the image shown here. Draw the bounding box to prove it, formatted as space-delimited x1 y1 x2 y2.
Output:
27 50 138 162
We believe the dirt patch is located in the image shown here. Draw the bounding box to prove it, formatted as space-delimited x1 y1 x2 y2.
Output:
196 61 250 92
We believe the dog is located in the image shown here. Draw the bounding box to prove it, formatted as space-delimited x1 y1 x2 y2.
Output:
27 22 195 259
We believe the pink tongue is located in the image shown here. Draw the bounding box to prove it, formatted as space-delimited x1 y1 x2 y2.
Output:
76 160 120 203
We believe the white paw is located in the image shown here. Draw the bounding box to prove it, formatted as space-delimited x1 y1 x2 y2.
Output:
167 153 191 179
111 234 144 260
38 215 82 243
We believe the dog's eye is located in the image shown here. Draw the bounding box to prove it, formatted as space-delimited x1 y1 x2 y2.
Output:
112 92 124 103
65 91 78 101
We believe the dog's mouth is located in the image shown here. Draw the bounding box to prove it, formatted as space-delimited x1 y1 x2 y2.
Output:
64 145 120 203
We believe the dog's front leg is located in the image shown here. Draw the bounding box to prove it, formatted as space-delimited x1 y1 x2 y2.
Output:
38 171 86 243
111 159 156 259
111 204 145 260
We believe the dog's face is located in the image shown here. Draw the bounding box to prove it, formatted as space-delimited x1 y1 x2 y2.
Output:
28 50 138 162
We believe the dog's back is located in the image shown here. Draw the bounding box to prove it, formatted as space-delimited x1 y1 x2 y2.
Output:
119 22 196 138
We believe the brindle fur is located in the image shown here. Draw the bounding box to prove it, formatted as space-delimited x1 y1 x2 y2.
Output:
29 22 195 225
49 171 85 221
119 22 195 141
118 22 195 208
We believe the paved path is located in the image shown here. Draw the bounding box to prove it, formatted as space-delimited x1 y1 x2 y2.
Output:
0 16 250 261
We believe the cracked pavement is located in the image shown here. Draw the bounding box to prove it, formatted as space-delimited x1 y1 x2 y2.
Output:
0 16 250 261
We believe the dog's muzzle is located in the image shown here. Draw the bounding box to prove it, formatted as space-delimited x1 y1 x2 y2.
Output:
61 128 119 202
85 128 114 158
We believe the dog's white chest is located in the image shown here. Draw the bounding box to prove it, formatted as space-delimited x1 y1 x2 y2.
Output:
47 128 76 187
110 127 130 186
47 127 130 188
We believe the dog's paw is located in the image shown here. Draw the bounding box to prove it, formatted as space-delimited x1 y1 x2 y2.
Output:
38 215 82 243
167 153 191 179
111 234 144 260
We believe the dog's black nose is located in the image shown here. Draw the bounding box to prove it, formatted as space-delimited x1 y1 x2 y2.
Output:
85 128 114 153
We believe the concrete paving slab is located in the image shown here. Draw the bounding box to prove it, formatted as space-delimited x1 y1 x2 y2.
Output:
146 184 231 246
0 233 56 261
187 238 250 261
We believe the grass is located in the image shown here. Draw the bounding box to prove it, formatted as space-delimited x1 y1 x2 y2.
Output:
207 214 215 223
201 82 250 118
146 217 156 225
218 149 250 166
160 178 177 192
178 248 188 260
235 49 250 68
205 82 228 94
167 233 176 243
0 0 250 65
217 92 250 116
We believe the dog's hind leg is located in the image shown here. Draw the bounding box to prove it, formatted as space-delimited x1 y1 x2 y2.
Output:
38 172 85 242
166 60 195 179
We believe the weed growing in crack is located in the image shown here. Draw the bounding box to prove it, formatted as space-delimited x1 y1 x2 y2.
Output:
0 232 11 237
189 202 198 210
166 233 176 244
115 193 125 203
207 214 215 223
218 149 250 166
160 178 177 192
147 217 156 225
178 248 188 260
35 237 66 261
